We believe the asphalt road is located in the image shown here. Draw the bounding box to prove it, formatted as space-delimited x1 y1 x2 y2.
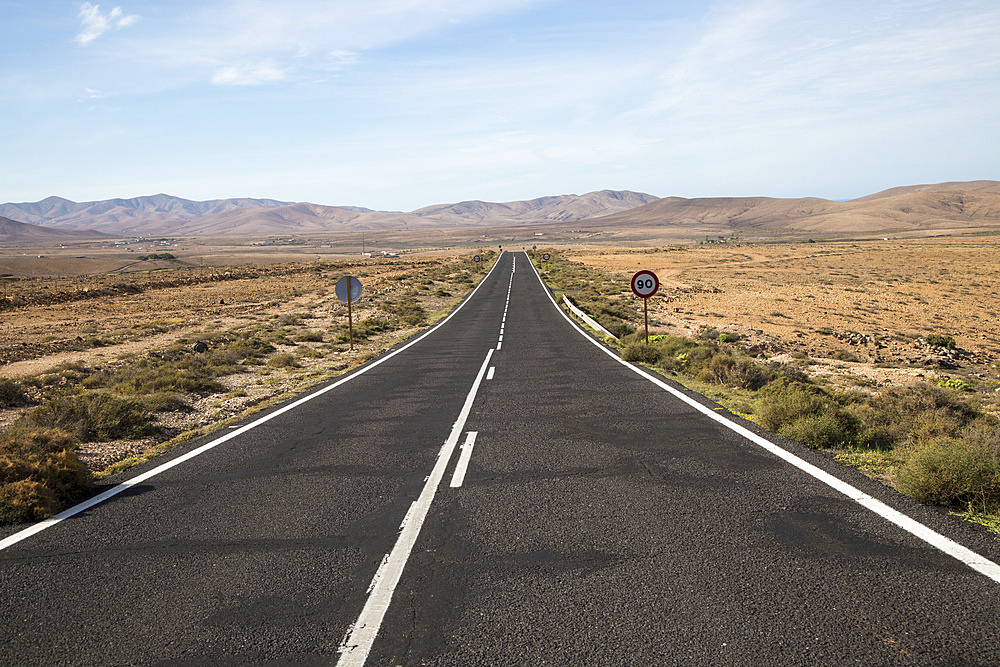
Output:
3 251 1000 665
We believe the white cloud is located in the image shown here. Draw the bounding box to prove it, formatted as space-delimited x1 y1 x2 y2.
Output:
75 3 138 46
94 0 545 85
211 62 287 86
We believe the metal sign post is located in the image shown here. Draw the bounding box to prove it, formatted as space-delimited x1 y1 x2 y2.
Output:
630 270 659 344
335 276 364 350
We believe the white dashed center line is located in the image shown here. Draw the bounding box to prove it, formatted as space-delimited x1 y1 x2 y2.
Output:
449 431 479 488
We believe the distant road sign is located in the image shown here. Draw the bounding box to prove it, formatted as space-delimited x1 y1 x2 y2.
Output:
336 276 363 303
474 255 481 263
542 253 550 261
630 270 659 298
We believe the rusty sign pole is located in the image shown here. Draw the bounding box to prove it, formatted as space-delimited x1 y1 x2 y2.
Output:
347 286 354 350
630 270 660 345
643 298 649 344
336 276 364 352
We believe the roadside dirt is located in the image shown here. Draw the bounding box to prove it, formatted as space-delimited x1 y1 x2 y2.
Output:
569 237 1000 399
0 253 480 473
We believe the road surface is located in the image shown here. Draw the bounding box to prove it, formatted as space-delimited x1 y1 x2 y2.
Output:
3 251 1000 665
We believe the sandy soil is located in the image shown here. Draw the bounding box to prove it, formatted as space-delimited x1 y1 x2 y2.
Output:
568 237 1000 397
0 251 480 472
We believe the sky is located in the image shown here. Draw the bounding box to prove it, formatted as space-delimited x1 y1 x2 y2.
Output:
2 0 998 211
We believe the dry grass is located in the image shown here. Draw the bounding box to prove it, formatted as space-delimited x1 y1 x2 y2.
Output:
568 237 1000 396
0 249 495 523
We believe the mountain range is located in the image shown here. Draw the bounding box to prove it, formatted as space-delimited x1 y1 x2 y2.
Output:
590 180 1000 235
0 190 657 237
1 181 998 239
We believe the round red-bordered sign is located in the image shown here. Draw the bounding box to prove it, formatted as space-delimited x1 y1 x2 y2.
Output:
542 252 550 261
473 255 481 263
630 270 659 298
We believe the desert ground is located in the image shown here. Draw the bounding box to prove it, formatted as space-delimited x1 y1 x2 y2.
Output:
566 236 1000 401
0 239 491 472
2 232 999 476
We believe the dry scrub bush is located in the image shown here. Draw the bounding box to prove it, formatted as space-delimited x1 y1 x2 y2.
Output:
267 352 300 368
864 383 979 447
0 428 90 524
754 379 857 449
0 378 30 408
622 343 663 365
698 354 775 391
29 392 158 442
623 334 776 391
897 424 1000 511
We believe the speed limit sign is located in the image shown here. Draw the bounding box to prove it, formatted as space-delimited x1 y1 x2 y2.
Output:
473 255 481 263
542 253 550 261
630 270 659 344
630 270 659 298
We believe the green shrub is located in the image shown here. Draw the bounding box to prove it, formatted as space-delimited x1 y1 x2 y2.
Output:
142 391 190 413
294 330 324 343
114 363 224 395
0 378 30 408
897 429 1000 511
697 354 776 390
360 317 395 334
0 428 91 524
384 296 426 326
599 317 636 339
925 333 957 349
935 377 972 392
622 343 664 365
29 393 158 442
754 379 857 448
267 352 300 368
867 383 978 445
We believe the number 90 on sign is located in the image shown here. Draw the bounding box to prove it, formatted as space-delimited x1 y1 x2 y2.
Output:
630 270 659 298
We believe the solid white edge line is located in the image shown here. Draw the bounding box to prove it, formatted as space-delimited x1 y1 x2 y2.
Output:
0 253 509 554
449 431 479 488
337 351 494 665
526 253 1000 585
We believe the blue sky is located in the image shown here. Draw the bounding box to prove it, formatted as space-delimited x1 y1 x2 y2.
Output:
3 0 998 210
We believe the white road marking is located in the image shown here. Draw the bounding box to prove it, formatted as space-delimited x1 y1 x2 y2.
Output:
496 341 502 350
487 366 496 380
449 431 479 488
337 350 493 665
0 253 509 554
527 254 1000 585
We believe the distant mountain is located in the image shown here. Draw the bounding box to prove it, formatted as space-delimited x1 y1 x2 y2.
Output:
853 180 1000 202
4 183 998 238
0 216 107 240
0 190 658 236
586 181 1000 236
413 190 659 223
0 195 291 233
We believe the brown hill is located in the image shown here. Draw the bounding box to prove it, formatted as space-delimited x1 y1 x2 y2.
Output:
585 181 1000 237
854 180 1000 201
413 190 658 223
0 216 107 240
0 190 657 236
167 204 437 236
0 195 292 233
